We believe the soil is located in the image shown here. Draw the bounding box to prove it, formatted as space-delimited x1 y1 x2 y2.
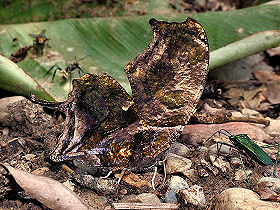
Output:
0 64 279 209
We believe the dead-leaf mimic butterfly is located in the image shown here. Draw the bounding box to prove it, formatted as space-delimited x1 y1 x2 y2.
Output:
30 17 209 172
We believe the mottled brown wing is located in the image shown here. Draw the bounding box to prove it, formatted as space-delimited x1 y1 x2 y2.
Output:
124 18 209 127
30 74 138 160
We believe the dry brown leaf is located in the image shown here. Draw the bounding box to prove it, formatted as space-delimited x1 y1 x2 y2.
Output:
264 82 280 104
255 180 280 202
253 70 280 83
267 46 280 57
2 164 92 210
243 86 267 108
222 87 244 99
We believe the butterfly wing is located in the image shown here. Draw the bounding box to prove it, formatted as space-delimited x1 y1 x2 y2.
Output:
92 18 210 172
124 18 209 127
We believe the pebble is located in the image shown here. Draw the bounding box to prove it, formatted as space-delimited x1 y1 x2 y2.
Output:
74 175 118 195
215 188 280 210
268 131 280 138
208 144 231 155
169 141 191 157
31 167 49 176
165 176 189 203
230 157 242 166
166 153 192 176
177 185 206 208
181 122 268 146
210 156 231 174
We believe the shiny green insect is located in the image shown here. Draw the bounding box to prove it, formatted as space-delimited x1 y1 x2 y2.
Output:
206 129 279 188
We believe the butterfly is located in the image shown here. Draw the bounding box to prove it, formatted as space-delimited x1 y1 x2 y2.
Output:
30 17 209 173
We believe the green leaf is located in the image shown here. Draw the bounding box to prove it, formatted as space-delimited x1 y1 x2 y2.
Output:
0 55 55 101
0 2 279 101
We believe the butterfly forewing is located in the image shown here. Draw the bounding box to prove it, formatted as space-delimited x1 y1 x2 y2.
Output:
124 18 209 127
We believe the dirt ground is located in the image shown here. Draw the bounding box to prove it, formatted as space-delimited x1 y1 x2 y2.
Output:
0 48 280 209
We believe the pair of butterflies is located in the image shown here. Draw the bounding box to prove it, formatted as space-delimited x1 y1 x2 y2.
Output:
30 17 209 172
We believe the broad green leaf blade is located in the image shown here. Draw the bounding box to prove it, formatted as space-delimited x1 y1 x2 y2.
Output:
0 55 55 101
0 2 279 101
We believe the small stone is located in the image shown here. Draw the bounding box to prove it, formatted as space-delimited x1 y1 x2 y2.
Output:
255 177 280 202
116 172 152 189
182 169 198 181
215 188 280 210
22 154 36 161
199 146 208 153
177 185 206 208
168 176 189 189
165 176 189 203
200 157 219 176
182 122 268 146
231 111 244 118
74 175 118 195
166 153 192 176
169 141 191 157
208 144 231 155
120 193 161 204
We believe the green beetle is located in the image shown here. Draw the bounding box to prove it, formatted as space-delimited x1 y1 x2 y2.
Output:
206 129 279 188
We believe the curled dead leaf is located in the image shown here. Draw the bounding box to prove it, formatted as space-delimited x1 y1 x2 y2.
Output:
2 164 91 210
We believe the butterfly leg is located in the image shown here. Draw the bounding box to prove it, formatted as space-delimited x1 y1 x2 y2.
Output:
50 147 109 162
29 94 66 111
151 166 157 190
101 171 113 179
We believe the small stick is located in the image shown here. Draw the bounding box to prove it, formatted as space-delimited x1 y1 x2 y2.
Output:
228 116 270 126
112 202 180 210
